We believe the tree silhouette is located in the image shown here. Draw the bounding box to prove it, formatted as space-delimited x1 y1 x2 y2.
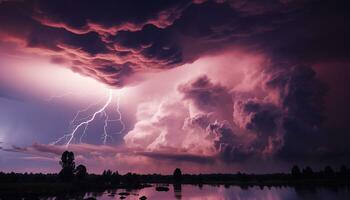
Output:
102 169 112 177
59 151 75 181
324 166 334 177
291 165 301 177
173 168 182 183
102 169 113 184
60 151 75 168
302 166 313 178
340 165 350 179
75 164 87 180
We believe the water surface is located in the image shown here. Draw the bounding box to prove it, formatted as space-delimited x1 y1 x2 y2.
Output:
80 184 350 200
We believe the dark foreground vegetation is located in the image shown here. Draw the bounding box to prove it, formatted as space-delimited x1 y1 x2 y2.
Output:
0 151 349 199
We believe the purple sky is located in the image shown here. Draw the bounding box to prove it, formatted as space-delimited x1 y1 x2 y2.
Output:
0 0 349 174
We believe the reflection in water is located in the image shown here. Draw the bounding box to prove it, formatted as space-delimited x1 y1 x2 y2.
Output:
87 185 350 200
173 183 182 199
3 185 350 200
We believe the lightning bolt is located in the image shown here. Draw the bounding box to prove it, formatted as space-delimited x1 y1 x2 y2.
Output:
102 111 111 145
69 100 103 128
101 91 126 144
51 89 125 147
110 93 126 135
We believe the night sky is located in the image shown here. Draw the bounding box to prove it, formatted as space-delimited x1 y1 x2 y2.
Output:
0 0 349 174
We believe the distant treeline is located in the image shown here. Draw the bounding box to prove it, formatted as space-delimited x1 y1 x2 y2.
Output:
1 165 350 185
0 151 349 187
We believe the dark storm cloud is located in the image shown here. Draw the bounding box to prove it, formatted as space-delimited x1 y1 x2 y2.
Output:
231 63 329 162
178 75 234 126
32 0 190 34
236 99 280 135
265 64 328 161
28 26 108 54
206 121 253 162
236 63 329 162
233 98 283 153
1 0 348 87
178 75 232 111
254 0 350 63
0 0 191 86
108 24 183 67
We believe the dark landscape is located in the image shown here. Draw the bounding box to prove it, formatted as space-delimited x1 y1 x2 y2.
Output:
0 151 349 200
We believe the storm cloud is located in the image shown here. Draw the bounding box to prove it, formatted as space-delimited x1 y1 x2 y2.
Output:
123 59 336 165
1 0 349 172
1 0 348 87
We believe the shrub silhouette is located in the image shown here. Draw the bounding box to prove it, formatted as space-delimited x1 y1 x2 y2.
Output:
75 164 87 180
